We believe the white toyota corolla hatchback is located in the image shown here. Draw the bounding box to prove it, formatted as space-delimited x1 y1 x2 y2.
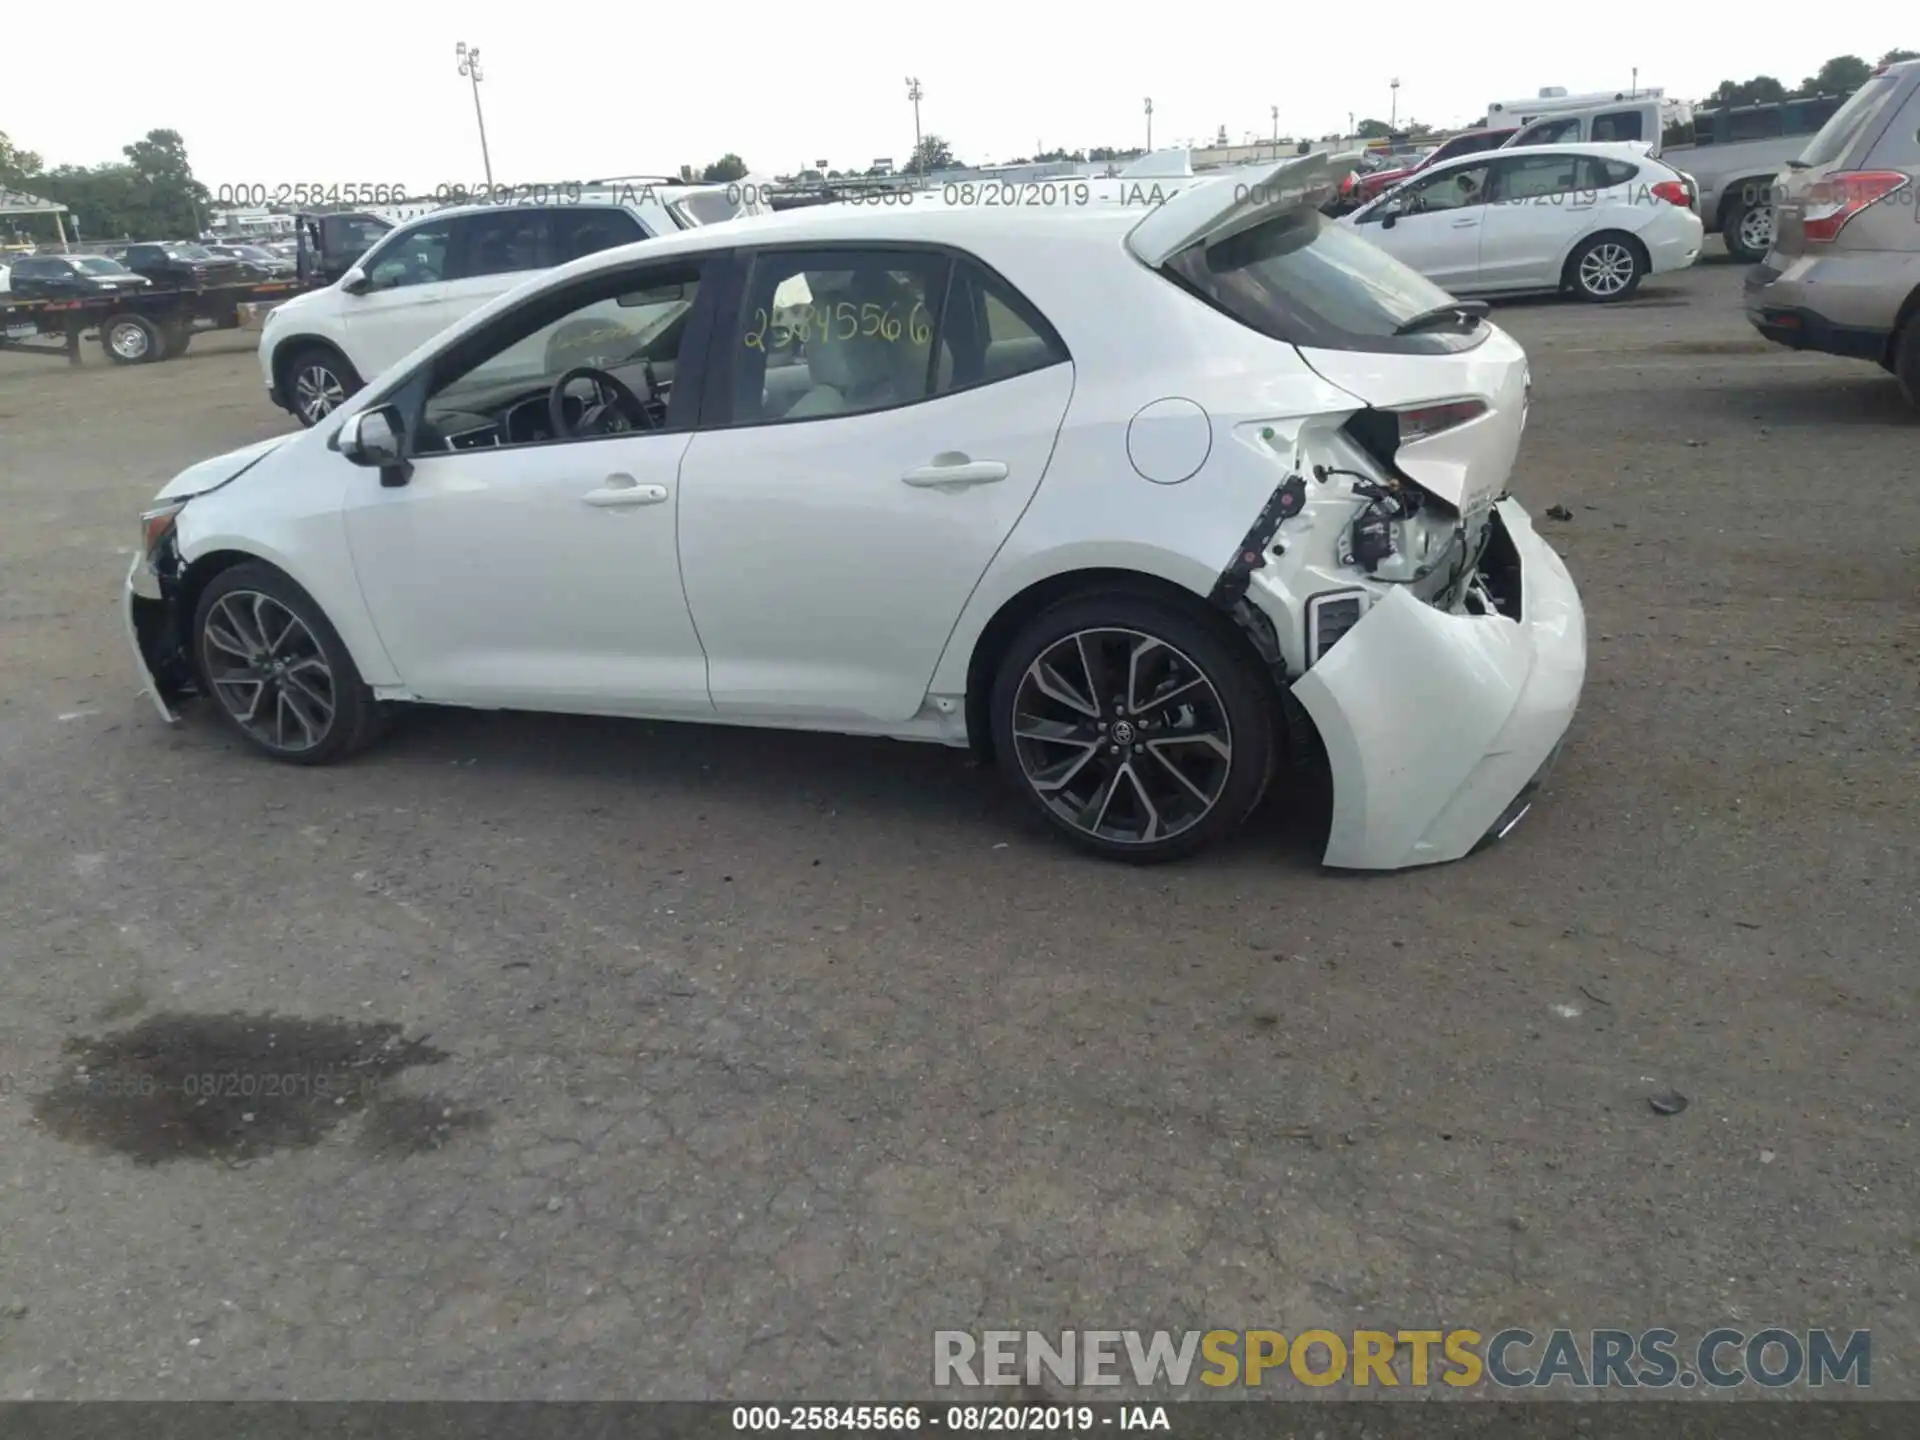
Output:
125 152 1587 868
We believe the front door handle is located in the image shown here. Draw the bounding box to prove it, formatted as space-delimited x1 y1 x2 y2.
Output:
1451 217 1479 228
901 455 1009 488
583 473 669 507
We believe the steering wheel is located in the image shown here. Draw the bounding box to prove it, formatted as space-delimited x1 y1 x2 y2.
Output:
547 365 653 439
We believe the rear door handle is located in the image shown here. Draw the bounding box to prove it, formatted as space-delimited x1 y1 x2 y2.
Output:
1451 217 1479 228
901 455 1009 488
583 473 668 507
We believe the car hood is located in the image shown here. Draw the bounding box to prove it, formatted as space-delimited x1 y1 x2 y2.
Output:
152 434 293 502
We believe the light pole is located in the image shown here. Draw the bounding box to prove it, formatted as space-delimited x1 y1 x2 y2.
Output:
1389 78 1401 130
1271 104 1279 158
455 42 494 190
1144 97 1153 152
905 77 924 174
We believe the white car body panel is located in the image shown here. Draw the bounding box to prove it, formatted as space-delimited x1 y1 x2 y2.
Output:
132 192 1587 871
1291 326 1530 512
678 364 1075 723
341 432 713 715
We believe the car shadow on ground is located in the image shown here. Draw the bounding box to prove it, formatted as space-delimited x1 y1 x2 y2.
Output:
272 703 1338 872
1483 283 1694 313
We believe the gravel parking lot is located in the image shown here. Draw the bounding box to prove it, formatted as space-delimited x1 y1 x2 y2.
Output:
0 253 1914 1400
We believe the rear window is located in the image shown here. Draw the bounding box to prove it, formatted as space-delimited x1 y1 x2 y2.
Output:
1592 110 1644 142
1798 74 1901 168
1164 208 1486 355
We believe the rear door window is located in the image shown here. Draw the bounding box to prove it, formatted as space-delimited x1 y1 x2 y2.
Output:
550 208 647 263
1489 155 1585 202
1163 206 1486 356
934 260 1070 394
450 211 552 280
1591 109 1644 143
1799 72 1904 168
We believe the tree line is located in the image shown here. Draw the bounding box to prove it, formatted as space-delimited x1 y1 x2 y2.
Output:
1706 48 1917 108
2 128 211 244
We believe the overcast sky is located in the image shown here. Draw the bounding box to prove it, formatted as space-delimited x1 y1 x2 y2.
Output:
6 3 1911 189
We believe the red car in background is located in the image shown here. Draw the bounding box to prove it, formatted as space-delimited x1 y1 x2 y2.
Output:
1334 126 1518 210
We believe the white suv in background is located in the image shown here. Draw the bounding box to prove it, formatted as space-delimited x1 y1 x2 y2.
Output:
260 181 763 426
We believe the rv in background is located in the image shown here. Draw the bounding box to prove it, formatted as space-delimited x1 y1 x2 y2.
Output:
1486 88 1666 154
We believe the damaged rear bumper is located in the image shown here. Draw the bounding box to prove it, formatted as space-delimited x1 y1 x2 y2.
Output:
124 553 192 724
1291 498 1585 870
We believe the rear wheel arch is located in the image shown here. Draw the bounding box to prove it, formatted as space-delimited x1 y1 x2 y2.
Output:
1715 175 1778 233
1886 283 1920 366
962 568 1280 762
1562 229 1649 300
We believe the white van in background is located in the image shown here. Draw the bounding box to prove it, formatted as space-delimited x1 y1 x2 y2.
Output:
1487 88 1666 155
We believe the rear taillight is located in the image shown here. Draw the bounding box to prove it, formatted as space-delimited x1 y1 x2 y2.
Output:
1395 398 1487 444
1802 171 1912 243
1650 180 1691 207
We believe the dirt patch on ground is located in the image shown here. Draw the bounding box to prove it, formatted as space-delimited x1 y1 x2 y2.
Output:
29 1011 472 1164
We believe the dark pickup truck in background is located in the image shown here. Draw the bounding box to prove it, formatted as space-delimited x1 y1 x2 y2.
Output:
122 241 270 288
2 253 152 300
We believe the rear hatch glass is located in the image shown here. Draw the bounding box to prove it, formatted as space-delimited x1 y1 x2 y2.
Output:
1797 74 1902 169
1163 207 1488 355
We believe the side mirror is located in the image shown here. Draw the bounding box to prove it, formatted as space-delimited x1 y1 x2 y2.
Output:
333 404 412 486
1380 208 1398 230
340 265 370 295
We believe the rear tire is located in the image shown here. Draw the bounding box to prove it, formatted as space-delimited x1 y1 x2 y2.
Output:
101 313 164 364
191 562 388 765
1722 191 1775 264
1565 233 1645 303
989 591 1277 863
280 344 363 427
1895 319 1920 411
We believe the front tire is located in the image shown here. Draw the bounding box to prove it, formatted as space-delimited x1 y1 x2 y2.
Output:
280 344 362 427
990 592 1277 863
191 562 387 765
1566 233 1645 303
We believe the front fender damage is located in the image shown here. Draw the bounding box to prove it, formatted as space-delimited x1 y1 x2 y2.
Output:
125 535 202 722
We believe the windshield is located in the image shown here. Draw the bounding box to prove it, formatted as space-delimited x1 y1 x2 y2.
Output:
1797 74 1900 168
1165 206 1483 355
72 256 126 275
166 243 215 259
226 245 274 260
